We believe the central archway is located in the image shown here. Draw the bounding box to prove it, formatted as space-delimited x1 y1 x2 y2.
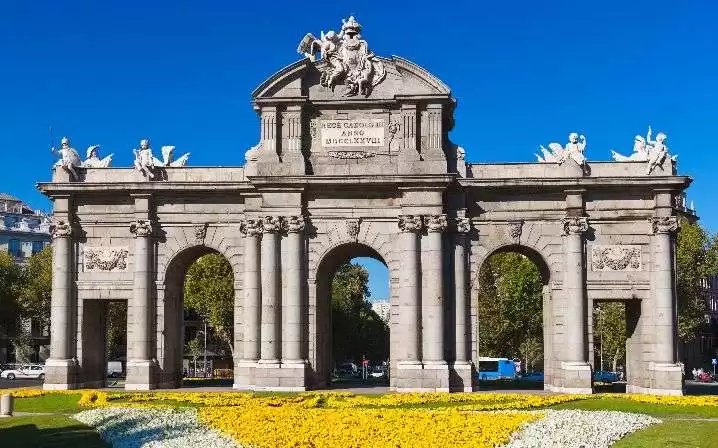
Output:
312 242 391 389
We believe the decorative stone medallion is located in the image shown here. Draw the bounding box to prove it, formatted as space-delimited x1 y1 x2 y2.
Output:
84 247 129 272
591 245 642 271
345 218 360 240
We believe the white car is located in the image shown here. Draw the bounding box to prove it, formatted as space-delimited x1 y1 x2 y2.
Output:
0 364 45 380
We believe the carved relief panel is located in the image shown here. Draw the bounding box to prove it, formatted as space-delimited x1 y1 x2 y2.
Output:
591 245 642 271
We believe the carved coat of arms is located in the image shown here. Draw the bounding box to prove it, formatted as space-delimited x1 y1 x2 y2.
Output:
298 16 386 97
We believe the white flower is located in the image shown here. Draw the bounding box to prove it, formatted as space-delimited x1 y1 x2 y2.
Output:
504 410 660 448
73 407 242 448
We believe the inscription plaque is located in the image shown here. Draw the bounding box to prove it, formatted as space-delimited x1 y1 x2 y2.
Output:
321 119 385 147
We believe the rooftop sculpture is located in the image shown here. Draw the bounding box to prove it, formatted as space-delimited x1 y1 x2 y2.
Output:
82 145 113 168
537 132 588 172
611 126 676 174
298 16 386 97
51 137 81 180
132 139 189 179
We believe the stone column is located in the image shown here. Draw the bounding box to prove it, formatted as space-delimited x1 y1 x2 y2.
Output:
283 216 305 363
558 216 592 393
44 218 77 390
562 217 588 363
651 216 679 364
452 217 473 391
422 214 447 364
235 219 262 389
259 216 281 365
394 215 423 391
242 219 262 361
126 219 155 390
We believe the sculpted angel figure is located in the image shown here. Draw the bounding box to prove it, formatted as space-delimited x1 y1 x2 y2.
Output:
297 16 385 97
645 127 675 174
537 133 587 169
157 145 190 167
133 139 156 178
611 135 649 162
82 145 113 168
51 137 81 180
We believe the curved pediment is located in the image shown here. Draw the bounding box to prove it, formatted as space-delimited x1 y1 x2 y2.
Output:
252 55 452 102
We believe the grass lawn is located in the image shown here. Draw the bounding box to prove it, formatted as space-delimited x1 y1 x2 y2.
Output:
13 394 84 414
0 415 108 448
614 420 718 448
548 396 718 419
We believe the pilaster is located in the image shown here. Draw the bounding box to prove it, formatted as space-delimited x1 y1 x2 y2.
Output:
451 217 473 391
235 218 262 389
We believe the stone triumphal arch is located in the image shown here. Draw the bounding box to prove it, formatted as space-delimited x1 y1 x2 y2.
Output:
40 17 689 395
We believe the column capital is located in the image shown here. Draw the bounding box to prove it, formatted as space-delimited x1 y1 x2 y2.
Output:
651 216 680 234
240 218 263 237
562 217 589 235
285 215 306 233
129 219 153 237
261 216 282 233
425 214 448 233
50 219 73 239
454 217 471 234
398 215 423 233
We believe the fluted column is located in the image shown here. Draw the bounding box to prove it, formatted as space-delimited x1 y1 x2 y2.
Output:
241 219 262 361
284 216 305 363
397 215 422 365
259 216 281 364
48 220 73 362
454 218 471 365
562 217 589 363
129 219 153 362
423 214 447 364
651 216 680 364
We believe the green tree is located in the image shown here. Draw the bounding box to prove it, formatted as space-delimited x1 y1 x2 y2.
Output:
593 302 626 371
19 246 52 330
0 252 24 338
106 301 127 360
477 252 544 364
331 262 388 364
676 219 713 342
185 338 202 376
183 254 234 356
12 332 34 363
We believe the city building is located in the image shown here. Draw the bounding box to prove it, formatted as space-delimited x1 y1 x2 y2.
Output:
0 193 51 363
371 300 391 324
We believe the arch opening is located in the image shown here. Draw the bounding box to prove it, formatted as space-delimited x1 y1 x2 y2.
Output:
476 245 550 390
160 245 236 388
314 242 391 389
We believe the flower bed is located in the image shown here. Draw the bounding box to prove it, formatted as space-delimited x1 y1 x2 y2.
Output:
505 410 660 448
74 407 240 448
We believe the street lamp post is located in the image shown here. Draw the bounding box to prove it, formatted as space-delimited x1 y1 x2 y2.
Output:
203 319 208 378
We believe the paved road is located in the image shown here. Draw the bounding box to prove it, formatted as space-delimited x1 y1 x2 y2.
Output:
0 378 42 389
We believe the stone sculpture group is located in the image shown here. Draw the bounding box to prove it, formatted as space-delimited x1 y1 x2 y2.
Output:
51 137 189 180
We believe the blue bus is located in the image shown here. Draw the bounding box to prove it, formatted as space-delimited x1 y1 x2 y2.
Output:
476 357 516 380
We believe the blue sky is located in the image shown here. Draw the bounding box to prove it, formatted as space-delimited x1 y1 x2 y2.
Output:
2 1 715 299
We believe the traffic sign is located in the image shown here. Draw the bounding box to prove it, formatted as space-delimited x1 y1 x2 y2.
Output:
712 358 717 366
362 359 369 366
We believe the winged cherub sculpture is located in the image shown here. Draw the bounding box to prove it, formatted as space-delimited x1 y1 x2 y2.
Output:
537 132 587 171
133 139 156 178
82 145 113 168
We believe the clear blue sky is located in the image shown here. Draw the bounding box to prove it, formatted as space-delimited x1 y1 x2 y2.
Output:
2 1 716 298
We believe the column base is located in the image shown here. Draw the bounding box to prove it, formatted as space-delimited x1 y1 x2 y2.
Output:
43 358 80 390
544 361 593 394
125 359 157 391
233 359 257 390
449 361 475 392
626 362 684 396
393 361 450 392
253 360 308 391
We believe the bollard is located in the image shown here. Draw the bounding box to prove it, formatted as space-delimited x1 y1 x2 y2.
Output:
0 393 13 417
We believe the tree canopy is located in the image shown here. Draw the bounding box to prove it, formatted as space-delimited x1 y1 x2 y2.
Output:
331 261 388 364
477 252 544 367
183 253 235 356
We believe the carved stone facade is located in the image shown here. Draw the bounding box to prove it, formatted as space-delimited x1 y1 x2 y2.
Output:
591 245 642 272
39 21 691 396
84 247 129 272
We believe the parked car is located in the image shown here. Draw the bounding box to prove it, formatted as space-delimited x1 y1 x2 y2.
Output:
0 364 45 380
521 371 544 382
593 370 618 383
107 361 124 378
370 367 387 378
